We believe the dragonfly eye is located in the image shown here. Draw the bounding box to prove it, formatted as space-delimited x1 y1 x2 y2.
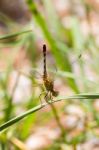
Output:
53 91 59 97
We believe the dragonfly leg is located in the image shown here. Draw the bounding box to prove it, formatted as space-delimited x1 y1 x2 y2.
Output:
39 93 43 106
49 92 53 102
39 91 46 105
44 92 53 103
44 92 50 103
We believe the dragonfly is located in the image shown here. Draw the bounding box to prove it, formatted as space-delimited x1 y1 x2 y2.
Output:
42 44 59 103
18 44 82 104
41 44 82 103
17 44 59 104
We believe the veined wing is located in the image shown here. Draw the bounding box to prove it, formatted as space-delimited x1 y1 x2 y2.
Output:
17 68 43 88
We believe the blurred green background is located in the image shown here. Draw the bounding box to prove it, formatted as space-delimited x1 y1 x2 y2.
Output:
0 0 99 149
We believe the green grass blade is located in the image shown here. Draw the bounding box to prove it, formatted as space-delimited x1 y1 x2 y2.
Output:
0 104 46 132
0 93 99 132
0 30 32 40
70 17 84 51
27 0 79 93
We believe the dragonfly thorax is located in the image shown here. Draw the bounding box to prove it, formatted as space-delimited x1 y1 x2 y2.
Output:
43 78 53 91
43 78 59 97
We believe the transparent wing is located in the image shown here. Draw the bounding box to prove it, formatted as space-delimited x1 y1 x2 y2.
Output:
17 68 43 88
18 68 42 79
29 68 42 79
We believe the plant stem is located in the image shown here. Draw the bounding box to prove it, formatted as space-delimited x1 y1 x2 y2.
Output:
5 71 20 121
1 143 5 150
73 144 77 150
49 102 65 137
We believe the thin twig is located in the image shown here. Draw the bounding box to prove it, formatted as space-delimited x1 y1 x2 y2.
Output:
49 101 65 137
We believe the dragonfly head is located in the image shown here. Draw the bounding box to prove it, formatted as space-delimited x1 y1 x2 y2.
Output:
52 90 59 97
